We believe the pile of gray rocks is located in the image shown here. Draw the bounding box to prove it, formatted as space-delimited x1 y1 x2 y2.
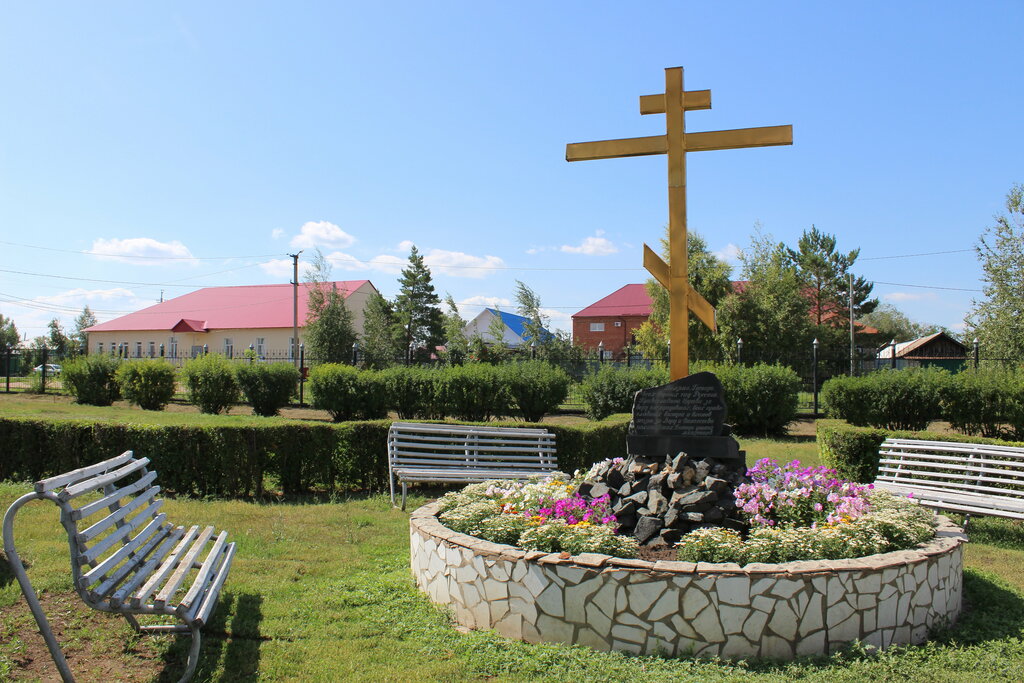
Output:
577 452 748 547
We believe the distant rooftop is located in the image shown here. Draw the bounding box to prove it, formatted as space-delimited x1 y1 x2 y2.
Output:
573 284 652 318
85 281 372 333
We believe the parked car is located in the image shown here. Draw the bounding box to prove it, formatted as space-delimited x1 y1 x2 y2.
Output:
33 364 62 375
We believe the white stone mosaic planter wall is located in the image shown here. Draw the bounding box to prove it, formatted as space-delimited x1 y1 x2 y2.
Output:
410 502 966 659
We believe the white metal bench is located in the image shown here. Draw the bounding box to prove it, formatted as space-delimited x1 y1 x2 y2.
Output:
874 437 1024 527
2 451 237 682
388 422 558 510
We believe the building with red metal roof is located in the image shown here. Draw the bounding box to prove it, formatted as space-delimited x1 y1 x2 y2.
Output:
85 280 377 360
571 284 653 357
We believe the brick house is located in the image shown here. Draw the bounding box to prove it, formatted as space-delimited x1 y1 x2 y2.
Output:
572 284 652 358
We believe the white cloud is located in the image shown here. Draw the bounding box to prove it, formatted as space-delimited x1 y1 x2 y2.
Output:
421 248 504 278
884 292 936 302
326 251 406 275
542 308 572 334
457 295 512 318
289 221 356 250
2 287 152 340
90 238 196 265
259 258 294 278
271 228 285 240
713 243 742 264
560 232 618 256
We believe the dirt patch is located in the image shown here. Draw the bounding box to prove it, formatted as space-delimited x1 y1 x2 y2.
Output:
1 592 184 682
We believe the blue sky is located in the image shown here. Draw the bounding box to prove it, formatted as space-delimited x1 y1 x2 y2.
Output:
1 2 1021 341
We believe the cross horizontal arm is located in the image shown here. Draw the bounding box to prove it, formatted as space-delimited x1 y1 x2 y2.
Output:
566 135 665 162
639 89 711 115
686 125 793 152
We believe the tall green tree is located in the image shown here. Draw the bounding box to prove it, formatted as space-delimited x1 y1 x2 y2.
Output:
717 228 815 365
633 229 732 364
788 225 877 326
860 303 947 345
440 294 469 365
304 249 357 364
46 318 71 356
360 291 404 369
965 183 1024 361
514 280 550 347
0 313 19 349
72 305 98 353
393 245 444 361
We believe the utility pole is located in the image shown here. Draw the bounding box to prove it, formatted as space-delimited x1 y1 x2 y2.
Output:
849 272 855 376
288 251 303 368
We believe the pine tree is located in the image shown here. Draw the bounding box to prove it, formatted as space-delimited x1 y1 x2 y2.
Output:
46 318 71 356
304 250 357 364
72 305 98 353
788 225 876 326
393 245 444 362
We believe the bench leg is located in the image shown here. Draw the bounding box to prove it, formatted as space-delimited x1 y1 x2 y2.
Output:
4 492 76 683
179 624 202 683
401 482 408 511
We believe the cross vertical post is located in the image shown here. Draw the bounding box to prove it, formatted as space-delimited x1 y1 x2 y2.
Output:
566 66 792 380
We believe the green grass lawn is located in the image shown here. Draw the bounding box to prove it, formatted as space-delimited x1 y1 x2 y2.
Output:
3 435 1024 680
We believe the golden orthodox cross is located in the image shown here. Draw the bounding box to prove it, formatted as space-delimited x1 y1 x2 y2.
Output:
567 67 792 379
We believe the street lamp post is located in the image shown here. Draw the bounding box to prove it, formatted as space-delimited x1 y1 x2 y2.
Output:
812 338 820 416
737 338 743 365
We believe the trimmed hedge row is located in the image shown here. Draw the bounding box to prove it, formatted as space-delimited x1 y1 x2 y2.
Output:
821 367 1024 437
816 418 1024 483
0 414 630 498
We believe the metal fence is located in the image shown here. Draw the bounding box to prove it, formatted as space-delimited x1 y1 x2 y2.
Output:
4 343 1016 416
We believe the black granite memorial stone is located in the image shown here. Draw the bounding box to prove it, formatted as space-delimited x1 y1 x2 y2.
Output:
626 372 744 463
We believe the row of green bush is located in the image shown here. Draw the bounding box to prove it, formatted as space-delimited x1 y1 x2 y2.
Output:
815 418 1024 483
0 414 631 497
62 354 301 416
308 362 570 423
821 367 1024 437
579 362 801 436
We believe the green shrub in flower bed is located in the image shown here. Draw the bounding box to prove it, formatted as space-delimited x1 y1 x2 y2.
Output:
437 475 640 557
579 365 669 420
434 456 938 565
180 353 240 414
694 362 800 436
309 364 388 421
939 367 1024 439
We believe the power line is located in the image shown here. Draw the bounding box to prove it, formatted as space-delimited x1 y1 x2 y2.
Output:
0 239 282 261
872 280 982 292
861 248 973 261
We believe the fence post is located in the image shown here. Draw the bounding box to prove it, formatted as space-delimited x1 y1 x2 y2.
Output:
40 346 48 393
351 341 358 367
160 343 165 358
598 341 604 364
4 346 10 393
812 338 819 417
736 338 743 366
299 343 306 406
203 344 208 356
974 338 980 370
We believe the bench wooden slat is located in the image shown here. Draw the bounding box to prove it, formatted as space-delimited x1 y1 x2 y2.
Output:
92 524 177 601
81 513 167 588
178 531 228 612
35 452 136 494
190 542 237 626
878 462 1024 490
884 439 1024 455
875 481 1024 512
155 526 215 606
60 458 151 501
391 452 556 464
72 471 159 522
880 451 1024 471
131 525 200 607
877 471 1024 499
80 499 164 563
77 486 162 545
391 422 552 436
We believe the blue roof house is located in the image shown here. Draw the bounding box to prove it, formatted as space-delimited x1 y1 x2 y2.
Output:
463 308 553 348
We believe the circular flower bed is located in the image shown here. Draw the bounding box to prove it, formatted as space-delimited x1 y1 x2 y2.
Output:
410 458 966 658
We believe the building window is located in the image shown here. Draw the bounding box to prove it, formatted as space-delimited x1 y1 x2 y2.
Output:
614 321 623 327
589 322 605 332
224 338 233 358
169 337 178 358
135 342 142 358
255 337 265 358
148 341 156 358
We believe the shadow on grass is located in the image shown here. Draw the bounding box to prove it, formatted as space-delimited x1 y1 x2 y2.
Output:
0 553 15 590
158 592 264 683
